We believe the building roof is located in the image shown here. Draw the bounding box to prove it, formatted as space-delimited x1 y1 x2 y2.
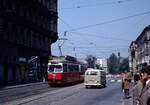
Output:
136 25 150 42
129 41 136 48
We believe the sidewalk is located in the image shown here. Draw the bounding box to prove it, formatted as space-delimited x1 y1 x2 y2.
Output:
124 96 132 105
123 88 133 105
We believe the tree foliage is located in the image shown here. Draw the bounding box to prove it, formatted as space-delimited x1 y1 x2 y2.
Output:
118 57 129 73
107 53 119 74
107 53 129 74
86 55 96 68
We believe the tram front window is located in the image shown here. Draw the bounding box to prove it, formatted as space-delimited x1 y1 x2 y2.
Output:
48 65 63 73
54 66 63 72
48 66 54 72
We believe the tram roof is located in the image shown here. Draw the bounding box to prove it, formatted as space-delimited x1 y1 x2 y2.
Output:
48 56 78 64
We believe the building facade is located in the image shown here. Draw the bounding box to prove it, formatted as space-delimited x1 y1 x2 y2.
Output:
129 41 138 74
0 0 58 83
136 25 150 70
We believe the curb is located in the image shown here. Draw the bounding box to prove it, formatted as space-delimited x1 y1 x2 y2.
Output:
124 97 132 105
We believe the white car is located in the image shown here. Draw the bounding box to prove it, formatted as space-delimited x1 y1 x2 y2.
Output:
117 79 122 83
110 79 115 82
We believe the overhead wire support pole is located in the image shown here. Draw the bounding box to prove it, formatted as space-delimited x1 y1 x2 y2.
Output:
58 40 67 56
58 31 68 56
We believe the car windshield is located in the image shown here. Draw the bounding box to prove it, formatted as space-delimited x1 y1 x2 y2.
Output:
90 71 98 75
86 71 98 75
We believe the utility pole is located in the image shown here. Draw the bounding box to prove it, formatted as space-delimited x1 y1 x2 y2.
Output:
118 52 120 63
73 47 77 57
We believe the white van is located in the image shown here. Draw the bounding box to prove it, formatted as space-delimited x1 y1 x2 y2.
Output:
84 68 106 88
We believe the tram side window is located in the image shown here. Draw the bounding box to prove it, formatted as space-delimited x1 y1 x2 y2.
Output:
63 64 67 72
72 65 79 72
68 65 73 72
72 65 77 72
68 64 79 72
81 66 83 72
80 65 86 72
75 65 79 72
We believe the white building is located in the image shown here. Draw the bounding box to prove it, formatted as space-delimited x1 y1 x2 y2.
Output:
96 58 108 73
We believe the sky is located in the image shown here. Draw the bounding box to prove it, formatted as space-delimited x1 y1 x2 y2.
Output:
51 0 150 59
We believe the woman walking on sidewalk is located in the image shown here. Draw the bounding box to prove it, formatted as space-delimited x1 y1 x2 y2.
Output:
122 69 132 99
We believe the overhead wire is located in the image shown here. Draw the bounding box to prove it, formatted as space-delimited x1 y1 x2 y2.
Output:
59 0 134 10
69 31 132 42
69 10 150 31
57 17 130 57
58 17 73 29
57 0 146 57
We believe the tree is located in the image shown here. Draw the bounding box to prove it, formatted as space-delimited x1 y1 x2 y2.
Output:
118 57 129 73
107 53 119 74
86 55 96 68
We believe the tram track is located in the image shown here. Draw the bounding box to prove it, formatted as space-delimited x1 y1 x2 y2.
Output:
0 83 58 104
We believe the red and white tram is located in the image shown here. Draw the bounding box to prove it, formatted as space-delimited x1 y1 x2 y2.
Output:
47 56 86 85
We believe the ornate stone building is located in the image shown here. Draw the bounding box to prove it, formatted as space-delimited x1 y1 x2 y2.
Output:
129 25 150 73
129 41 138 74
136 25 150 70
0 0 58 83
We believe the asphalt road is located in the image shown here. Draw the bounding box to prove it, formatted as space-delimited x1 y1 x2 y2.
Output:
0 82 58 104
1 79 130 105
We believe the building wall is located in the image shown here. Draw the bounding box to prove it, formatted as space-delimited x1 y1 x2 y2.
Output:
0 0 58 83
129 41 138 74
136 26 150 70
96 58 108 73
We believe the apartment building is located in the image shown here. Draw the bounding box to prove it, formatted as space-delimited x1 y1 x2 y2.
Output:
0 0 58 83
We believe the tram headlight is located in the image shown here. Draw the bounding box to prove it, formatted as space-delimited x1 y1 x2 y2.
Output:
48 71 52 74
48 71 50 74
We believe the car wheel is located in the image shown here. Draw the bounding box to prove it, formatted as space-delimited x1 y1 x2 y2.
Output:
85 85 89 88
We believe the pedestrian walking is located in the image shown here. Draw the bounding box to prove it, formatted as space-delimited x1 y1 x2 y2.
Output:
122 69 132 99
43 74 46 82
139 66 150 105
133 72 143 105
